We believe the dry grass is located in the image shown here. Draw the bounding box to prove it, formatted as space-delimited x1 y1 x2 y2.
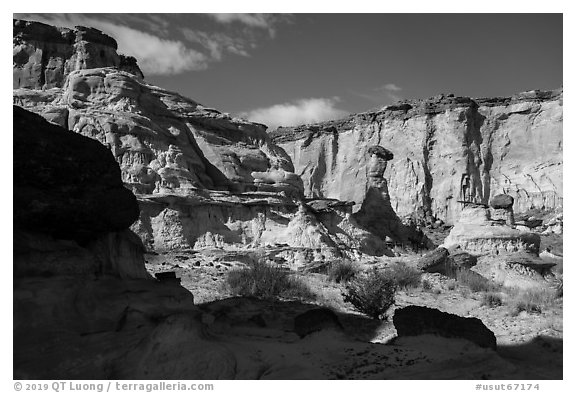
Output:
481 292 504 308
508 287 557 316
327 259 359 283
383 262 422 290
455 269 497 292
227 260 316 301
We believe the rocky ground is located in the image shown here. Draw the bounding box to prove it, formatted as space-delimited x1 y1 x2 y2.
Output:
144 236 563 379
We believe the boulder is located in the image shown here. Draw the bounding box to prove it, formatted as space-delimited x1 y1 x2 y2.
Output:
417 247 451 273
490 194 514 209
450 251 478 270
393 305 497 350
294 308 344 338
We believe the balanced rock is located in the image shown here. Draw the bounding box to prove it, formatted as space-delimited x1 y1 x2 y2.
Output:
490 194 515 225
443 204 540 256
353 145 431 250
393 305 497 350
490 194 514 209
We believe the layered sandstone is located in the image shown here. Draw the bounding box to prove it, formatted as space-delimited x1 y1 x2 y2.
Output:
271 90 563 225
13 19 143 89
13 19 391 260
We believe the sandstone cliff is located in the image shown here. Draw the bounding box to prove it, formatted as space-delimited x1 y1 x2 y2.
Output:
13 19 143 89
13 19 388 259
271 90 563 225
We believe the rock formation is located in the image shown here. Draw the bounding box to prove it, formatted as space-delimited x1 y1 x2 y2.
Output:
14 108 529 379
353 145 430 248
442 196 556 289
443 203 540 256
14 19 388 262
13 105 148 279
13 19 144 90
13 19 562 380
271 91 562 225
490 193 515 225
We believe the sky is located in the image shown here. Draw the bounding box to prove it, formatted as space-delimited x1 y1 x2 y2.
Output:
14 13 563 129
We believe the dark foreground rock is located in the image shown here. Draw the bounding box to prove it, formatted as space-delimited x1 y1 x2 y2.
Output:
294 308 344 338
393 305 497 350
13 105 139 244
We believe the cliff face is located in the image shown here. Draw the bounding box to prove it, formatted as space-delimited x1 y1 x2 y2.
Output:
271 90 563 225
13 19 144 89
13 19 388 258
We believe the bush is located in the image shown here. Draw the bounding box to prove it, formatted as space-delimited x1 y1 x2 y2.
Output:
383 262 422 290
342 269 396 320
227 260 316 301
509 287 556 316
328 259 358 283
481 292 503 307
446 279 457 291
554 274 563 298
455 269 495 292
422 279 433 291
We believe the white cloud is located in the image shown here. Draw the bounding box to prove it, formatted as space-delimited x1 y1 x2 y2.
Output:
208 13 273 28
99 22 208 74
239 97 349 130
206 13 288 37
15 13 284 75
181 29 250 61
17 14 209 75
381 83 402 92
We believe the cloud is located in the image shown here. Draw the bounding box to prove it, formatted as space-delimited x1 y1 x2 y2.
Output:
381 83 402 92
206 13 289 37
351 82 404 105
15 13 287 75
181 29 250 61
16 14 208 75
208 13 272 28
238 97 349 130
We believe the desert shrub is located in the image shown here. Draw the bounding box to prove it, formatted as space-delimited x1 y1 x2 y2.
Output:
509 287 557 316
455 269 495 292
328 259 358 283
481 292 503 307
383 262 422 290
554 274 563 298
227 260 315 301
342 269 396 320
446 279 457 291
422 279 433 291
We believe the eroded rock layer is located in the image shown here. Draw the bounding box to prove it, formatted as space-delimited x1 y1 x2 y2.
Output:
271 91 563 225
13 20 343 256
13 19 143 90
